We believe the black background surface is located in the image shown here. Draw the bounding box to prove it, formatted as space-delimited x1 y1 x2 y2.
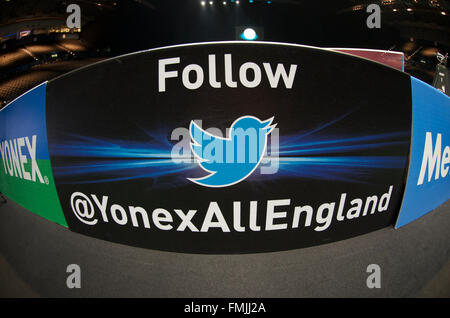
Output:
46 42 412 253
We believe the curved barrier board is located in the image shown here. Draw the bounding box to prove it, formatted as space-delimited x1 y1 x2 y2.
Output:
0 42 448 253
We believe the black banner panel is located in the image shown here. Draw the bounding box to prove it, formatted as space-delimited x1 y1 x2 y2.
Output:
45 42 412 253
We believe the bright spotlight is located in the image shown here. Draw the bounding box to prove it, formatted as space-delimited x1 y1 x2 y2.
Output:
201 1 206 5
209 1 213 5
240 28 258 41
223 1 226 4
236 0 240 4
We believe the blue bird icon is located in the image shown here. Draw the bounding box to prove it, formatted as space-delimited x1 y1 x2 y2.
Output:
189 115 276 187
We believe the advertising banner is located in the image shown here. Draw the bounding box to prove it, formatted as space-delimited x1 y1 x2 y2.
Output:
44 42 412 253
432 63 449 95
0 83 67 227
395 77 450 228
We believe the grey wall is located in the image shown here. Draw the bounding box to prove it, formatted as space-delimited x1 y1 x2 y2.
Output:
0 198 449 297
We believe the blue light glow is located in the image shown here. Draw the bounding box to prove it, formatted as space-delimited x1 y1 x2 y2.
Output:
50 112 410 187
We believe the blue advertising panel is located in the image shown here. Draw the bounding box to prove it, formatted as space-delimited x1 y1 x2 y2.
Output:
0 83 49 158
395 77 450 228
0 82 67 226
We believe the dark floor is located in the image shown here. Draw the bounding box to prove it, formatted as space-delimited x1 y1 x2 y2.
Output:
0 197 449 298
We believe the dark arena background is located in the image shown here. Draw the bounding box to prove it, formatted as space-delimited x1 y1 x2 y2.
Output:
0 0 449 302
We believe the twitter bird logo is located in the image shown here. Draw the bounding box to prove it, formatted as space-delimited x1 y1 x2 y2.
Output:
189 115 276 187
